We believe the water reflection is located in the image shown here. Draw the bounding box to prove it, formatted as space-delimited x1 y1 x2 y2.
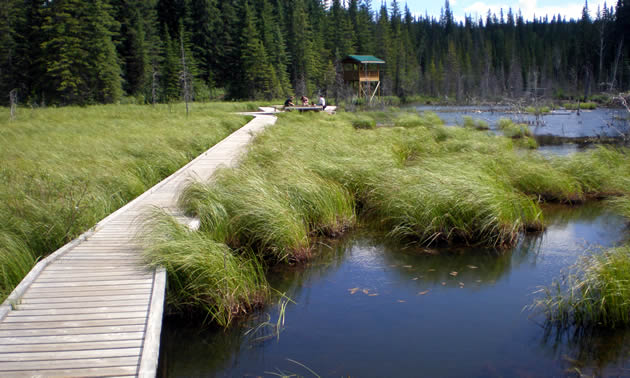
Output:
161 202 628 377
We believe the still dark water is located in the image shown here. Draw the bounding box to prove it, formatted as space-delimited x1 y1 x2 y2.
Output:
161 203 629 377
416 105 630 139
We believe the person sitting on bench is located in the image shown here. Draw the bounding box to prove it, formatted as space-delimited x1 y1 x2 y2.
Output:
318 94 326 110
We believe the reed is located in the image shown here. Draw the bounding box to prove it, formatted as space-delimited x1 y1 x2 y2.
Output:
497 118 533 138
532 245 630 328
462 116 490 130
140 212 269 326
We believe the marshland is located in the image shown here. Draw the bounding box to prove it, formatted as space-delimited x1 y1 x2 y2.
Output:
136 106 629 375
2 101 630 375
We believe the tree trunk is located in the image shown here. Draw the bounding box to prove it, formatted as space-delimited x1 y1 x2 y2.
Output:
610 39 624 92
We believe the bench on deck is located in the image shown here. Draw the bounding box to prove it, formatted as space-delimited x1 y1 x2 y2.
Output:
273 105 324 112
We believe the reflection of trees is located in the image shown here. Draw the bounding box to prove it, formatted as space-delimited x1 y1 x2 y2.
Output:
542 201 607 226
161 316 247 375
539 325 630 376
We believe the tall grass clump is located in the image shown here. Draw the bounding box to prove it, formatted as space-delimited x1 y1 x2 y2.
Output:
462 116 489 130
179 163 356 262
497 118 532 138
532 245 630 328
563 102 597 110
0 102 251 301
352 117 376 129
141 212 269 326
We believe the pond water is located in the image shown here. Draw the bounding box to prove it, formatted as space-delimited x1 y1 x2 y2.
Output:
416 105 630 139
161 203 629 377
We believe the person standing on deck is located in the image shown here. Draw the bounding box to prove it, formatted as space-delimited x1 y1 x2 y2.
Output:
318 94 326 110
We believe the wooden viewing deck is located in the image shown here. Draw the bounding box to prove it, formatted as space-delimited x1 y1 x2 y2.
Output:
0 112 277 377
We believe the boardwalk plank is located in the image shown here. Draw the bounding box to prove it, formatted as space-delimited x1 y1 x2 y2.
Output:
5 311 148 322
9 305 147 316
0 356 139 371
19 294 149 304
0 318 147 330
0 332 144 345
0 347 141 362
0 339 143 353
0 366 138 376
0 325 144 337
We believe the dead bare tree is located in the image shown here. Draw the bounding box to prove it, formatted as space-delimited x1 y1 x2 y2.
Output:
9 89 17 120
609 40 624 92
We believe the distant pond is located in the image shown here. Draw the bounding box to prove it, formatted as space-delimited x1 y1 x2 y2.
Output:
161 203 630 377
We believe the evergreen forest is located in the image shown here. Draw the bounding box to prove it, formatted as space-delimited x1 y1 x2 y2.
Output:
1 0 629 106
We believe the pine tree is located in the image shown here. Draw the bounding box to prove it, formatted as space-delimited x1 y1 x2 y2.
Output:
240 0 277 99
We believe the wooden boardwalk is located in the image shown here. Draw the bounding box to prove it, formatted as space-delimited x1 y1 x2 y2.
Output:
0 113 277 377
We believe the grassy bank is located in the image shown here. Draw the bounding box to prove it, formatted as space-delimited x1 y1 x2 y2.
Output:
0 102 256 300
144 109 630 323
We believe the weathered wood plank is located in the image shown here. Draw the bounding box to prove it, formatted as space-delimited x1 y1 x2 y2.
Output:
5 311 148 323
24 285 152 294
19 294 149 304
0 356 139 371
0 347 141 362
30 279 151 288
0 332 144 345
0 339 143 353
9 305 147 316
0 366 138 377
0 324 144 337
0 318 147 330
16 300 149 310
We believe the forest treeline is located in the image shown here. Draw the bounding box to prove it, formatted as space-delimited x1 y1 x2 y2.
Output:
1 0 629 106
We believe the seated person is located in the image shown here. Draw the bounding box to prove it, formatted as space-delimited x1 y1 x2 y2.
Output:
318 95 326 109
301 96 309 106
284 96 294 107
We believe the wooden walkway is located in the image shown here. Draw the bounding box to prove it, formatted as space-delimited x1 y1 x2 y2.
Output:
0 113 277 377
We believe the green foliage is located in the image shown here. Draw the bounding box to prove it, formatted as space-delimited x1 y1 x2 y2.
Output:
3 0 630 105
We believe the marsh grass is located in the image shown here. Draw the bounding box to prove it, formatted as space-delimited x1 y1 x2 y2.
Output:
563 102 598 110
524 106 551 115
532 245 630 328
0 102 254 300
140 211 269 327
182 110 629 260
462 116 489 130
497 118 533 138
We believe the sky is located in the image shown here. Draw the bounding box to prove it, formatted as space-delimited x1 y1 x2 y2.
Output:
367 0 613 21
